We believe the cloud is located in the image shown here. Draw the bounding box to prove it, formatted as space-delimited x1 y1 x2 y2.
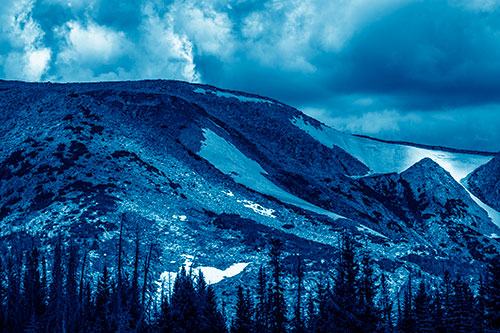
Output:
306 108 422 135
0 0 51 81
167 0 235 59
56 21 128 64
135 2 200 82
1 0 500 150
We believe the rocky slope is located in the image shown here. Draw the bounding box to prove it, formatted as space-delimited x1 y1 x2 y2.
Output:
0 79 499 294
467 154 500 211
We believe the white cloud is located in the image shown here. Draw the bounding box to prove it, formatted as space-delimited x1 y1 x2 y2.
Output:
1 0 51 81
167 1 235 59
237 0 415 72
52 20 131 81
56 21 129 65
241 12 264 39
135 2 200 82
318 109 421 134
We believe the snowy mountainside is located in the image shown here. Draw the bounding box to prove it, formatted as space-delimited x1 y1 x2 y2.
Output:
466 154 500 212
292 117 493 181
0 79 499 295
292 115 500 234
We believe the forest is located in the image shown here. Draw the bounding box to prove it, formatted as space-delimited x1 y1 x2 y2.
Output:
0 232 499 332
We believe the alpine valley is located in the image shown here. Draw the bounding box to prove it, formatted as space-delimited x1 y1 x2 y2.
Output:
1 79 499 326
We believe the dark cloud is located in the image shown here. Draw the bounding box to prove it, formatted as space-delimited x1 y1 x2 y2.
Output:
1 0 500 151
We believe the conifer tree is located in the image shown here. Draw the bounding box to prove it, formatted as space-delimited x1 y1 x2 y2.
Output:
48 237 64 332
66 241 79 332
81 282 94 330
5 247 22 330
232 285 254 333
128 229 142 329
333 232 360 330
484 256 500 330
95 266 113 331
398 271 414 333
255 265 270 332
203 285 227 332
304 291 316 332
292 255 305 333
413 280 432 332
314 281 337 332
378 273 393 331
24 245 46 330
268 239 287 333
358 251 377 331
476 274 488 331
439 270 454 330
169 265 199 332
449 276 475 332
0 256 5 331
429 282 445 333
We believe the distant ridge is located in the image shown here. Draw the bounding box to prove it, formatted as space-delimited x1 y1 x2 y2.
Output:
354 134 497 156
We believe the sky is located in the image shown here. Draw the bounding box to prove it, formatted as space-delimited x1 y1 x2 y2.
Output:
1 0 500 152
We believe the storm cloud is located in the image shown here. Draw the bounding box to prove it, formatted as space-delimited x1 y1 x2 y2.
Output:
1 0 500 151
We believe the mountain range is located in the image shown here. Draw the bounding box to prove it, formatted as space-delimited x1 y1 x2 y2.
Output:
1 79 499 296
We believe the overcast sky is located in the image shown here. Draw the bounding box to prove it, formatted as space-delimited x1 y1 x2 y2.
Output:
1 0 500 152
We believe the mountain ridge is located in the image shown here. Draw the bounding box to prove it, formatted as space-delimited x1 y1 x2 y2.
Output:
0 79 499 294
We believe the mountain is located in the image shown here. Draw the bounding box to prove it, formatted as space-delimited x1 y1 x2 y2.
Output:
1 79 499 294
466 154 500 212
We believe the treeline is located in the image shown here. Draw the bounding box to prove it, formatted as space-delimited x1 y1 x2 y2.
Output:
0 232 499 332
231 235 500 332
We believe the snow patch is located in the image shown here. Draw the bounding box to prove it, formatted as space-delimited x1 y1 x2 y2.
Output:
237 199 276 218
357 224 388 239
194 87 274 104
157 256 250 298
199 128 344 220
464 188 500 229
292 117 492 182
196 263 250 284
172 215 187 222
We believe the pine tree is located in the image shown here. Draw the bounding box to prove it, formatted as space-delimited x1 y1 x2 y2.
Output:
292 255 305 333
0 256 6 331
23 245 46 330
333 232 360 331
314 281 337 332
484 256 500 330
255 266 270 332
476 274 488 331
39 254 48 326
413 280 433 332
168 265 199 332
66 241 79 332
255 265 270 332
358 251 377 331
304 291 316 332
439 270 454 330
128 228 142 329
81 282 95 330
203 285 227 332
268 239 287 333
5 247 23 330
398 271 414 333
232 285 254 333
95 265 113 331
429 282 445 333
449 276 475 332
48 237 64 332
378 273 393 331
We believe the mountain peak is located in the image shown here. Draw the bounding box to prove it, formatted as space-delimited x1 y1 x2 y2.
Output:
401 157 451 182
